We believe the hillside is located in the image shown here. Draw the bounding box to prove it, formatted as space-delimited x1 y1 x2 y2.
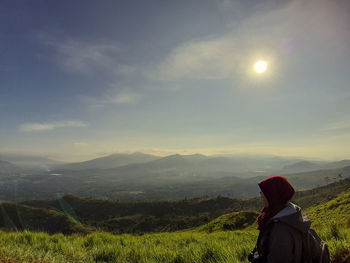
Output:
292 177 350 208
306 189 350 228
17 178 349 234
22 195 259 234
0 182 348 262
195 211 259 232
0 202 90 234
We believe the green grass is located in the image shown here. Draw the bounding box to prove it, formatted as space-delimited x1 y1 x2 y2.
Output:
306 190 350 229
0 227 348 263
0 188 349 262
0 230 258 263
195 211 259 233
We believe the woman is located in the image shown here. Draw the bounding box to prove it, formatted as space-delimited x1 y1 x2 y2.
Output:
248 175 311 263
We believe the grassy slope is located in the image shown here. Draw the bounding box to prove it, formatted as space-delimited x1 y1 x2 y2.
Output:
0 203 90 234
195 211 259 233
0 230 258 263
306 189 350 263
293 178 350 209
306 189 350 228
0 189 349 262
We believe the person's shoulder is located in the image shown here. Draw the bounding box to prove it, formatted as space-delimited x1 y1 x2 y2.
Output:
270 219 292 232
269 219 300 238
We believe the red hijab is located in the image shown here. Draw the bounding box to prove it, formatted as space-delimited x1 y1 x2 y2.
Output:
257 175 295 230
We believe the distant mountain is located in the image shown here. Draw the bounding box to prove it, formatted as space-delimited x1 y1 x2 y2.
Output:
55 153 306 175
123 153 209 171
54 152 160 171
98 153 303 177
0 152 349 202
282 161 325 173
324 159 350 170
0 160 21 173
282 159 350 174
213 154 304 171
0 153 62 171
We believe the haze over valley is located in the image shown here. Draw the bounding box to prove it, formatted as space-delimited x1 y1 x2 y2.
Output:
0 152 349 201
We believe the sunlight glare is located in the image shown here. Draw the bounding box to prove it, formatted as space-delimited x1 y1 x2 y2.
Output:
254 60 268 74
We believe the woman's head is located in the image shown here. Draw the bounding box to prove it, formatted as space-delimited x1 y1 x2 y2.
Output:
258 175 295 208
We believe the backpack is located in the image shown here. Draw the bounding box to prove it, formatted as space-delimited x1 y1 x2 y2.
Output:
302 228 330 263
249 220 330 263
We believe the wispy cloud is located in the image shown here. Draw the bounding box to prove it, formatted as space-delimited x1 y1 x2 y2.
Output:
82 88 142 109
20 120 88 132
320 120 350 133
108 92 141 104
40 36 121 75
151 37 244 81
150 0 350 83
73 142 89 147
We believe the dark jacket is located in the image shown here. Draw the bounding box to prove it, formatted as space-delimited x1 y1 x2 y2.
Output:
254 203 311 263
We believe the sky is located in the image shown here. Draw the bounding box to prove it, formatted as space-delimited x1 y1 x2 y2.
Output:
1 0 350 162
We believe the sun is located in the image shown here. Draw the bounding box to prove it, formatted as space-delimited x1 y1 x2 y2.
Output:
254 60 268 74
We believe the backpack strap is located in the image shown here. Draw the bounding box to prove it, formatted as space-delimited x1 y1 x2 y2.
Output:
301 231 312 263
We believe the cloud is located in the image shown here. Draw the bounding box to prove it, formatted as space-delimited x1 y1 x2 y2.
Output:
151 37 243 81
149 21 277 82
150 0 350 83
82 88 142 109
104 92 141 104
73 142 89 147
40 36 122 75
320 120 350 134
20 120 88 132
72 142 89 151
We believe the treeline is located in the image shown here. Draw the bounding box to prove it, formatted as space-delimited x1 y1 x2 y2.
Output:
21 195 261 234
0 178 347 234
293 177 350 208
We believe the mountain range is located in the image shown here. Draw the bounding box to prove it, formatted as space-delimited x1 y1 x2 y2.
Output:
53 152 350 176
0 153 62 171
1 152 349 202
53 152 159 170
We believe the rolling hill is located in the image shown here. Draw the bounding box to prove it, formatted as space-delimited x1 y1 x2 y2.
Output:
15 178 349 234
0 202 89 234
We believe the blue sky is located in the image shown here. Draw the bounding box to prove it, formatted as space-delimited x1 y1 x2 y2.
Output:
1 0 350 161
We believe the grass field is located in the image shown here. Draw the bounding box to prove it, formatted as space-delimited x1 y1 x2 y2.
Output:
0 227 348 263
0 230 256 263
0 189 348 262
